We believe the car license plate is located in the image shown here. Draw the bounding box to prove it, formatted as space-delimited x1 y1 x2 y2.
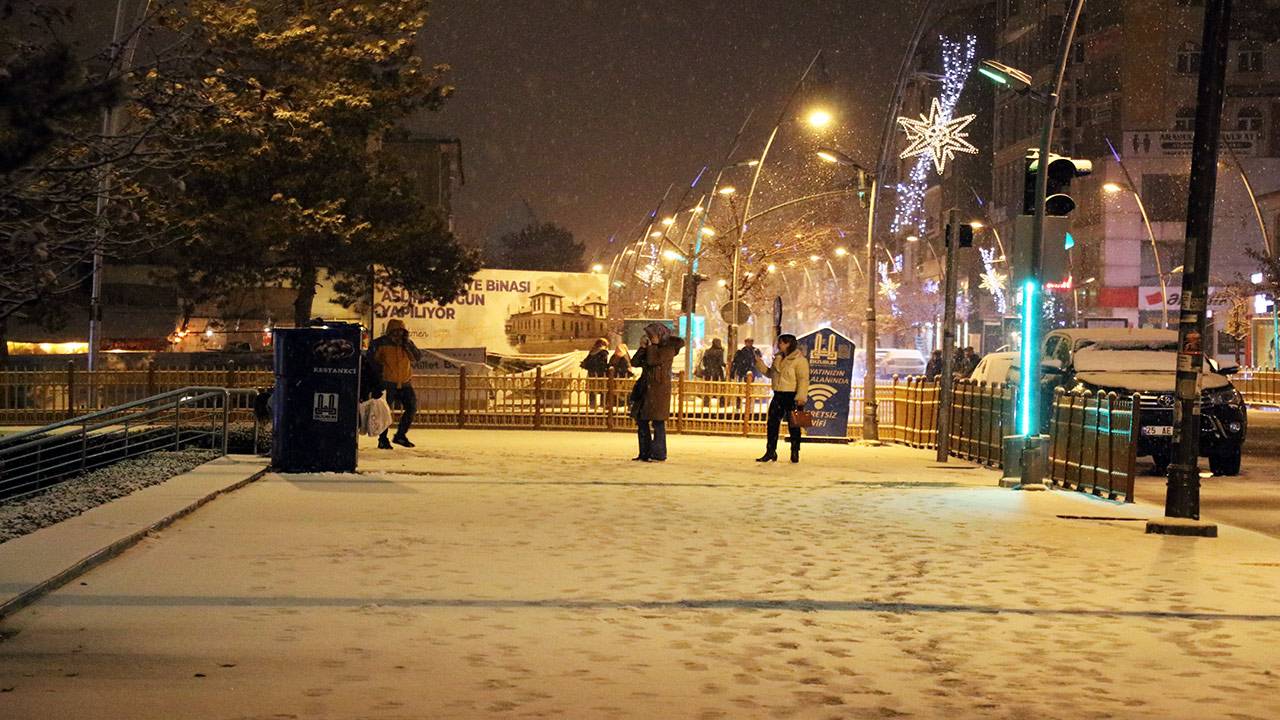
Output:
1142 425 1174 437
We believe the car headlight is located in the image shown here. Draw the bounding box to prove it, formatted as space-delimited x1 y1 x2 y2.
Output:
1203 387 1241 407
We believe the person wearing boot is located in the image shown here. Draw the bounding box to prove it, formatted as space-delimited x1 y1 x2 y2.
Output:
754 333 810 463
367 318 421 449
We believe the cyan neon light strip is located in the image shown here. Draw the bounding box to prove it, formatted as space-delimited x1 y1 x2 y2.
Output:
1019 280 1037 437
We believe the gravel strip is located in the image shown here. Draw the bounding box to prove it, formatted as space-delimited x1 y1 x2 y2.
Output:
0 450 219 543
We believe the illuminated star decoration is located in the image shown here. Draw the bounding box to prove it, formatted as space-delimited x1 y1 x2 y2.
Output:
878 261 901 300
892 35 977 235
979 246 1008 313
898 97 979 175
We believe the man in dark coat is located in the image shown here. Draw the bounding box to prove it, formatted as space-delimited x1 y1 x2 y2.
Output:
701 338 726 382
580 337 610 407
731 338 757 382
630 323 684 462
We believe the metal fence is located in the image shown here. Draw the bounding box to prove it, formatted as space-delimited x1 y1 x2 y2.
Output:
948 380 1015 468
1045 388 1138 501
0 363 270 424
0 387 253 501
1234 367 1280 407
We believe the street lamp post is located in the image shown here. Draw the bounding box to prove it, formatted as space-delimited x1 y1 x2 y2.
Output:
816 147 879 440
1103 173 1168 328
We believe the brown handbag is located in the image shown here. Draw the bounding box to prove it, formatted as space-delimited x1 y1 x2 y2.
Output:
788 408 813 428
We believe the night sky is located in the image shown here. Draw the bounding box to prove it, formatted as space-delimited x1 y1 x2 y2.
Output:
420 0 922 260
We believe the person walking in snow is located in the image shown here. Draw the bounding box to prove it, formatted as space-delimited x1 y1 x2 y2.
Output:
755 333 810 463
701 338 726 382
367 318 421 449
580 337 610 408
731 338 757 381
629 323 684 462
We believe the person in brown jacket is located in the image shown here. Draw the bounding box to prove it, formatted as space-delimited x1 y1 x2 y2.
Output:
629 322 684 462
367 318 422 449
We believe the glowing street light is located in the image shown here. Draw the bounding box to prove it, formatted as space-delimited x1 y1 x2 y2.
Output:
1102 182 1124 194
699 227 715 237
649 230 664 238
717 186 737 196
590 263 604 273
766 263 778 274
809 254 821 262
906 235 919 242
662 249 684 261
834 246 848 257
716 278 728 287
806 108 834 129
661 217 676 226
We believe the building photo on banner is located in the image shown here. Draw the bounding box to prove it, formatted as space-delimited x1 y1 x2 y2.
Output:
371 269 610 356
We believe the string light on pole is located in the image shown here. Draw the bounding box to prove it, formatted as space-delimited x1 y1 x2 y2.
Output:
892 35 978 235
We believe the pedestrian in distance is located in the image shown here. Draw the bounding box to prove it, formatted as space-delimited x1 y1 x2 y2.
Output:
701 338 726 382
609 343 632 379
755 333 810 464
629 323 685 462
962 346 980 377
731 338 757 382
580 337 610 408
925 349 943 379
367 318 422 449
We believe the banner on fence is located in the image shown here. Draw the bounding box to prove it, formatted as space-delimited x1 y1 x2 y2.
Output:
370 269 609 356
798 327 855 439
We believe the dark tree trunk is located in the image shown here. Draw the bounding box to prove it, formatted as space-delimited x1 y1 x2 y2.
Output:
293 265 319 327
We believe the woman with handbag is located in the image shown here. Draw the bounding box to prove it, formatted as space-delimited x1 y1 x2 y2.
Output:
754 333 810 463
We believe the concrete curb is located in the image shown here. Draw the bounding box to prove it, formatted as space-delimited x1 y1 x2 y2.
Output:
0 465 270 621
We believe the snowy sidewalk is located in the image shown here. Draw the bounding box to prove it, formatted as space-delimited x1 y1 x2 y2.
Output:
0 454 269 619
1 431 1278 719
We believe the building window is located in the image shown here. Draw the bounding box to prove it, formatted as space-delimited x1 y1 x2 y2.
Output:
1239 47 1263 73
1177 42 1200 74
1237 106 1263 132
1174 107 1196 131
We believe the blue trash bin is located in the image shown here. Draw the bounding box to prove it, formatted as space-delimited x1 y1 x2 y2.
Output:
271 322 361 473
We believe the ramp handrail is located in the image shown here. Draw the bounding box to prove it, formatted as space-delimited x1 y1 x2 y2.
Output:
0 387 259 501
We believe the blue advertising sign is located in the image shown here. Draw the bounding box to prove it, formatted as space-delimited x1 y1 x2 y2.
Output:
798 327 856 439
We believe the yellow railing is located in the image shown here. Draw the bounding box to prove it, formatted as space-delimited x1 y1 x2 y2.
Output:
1046 388 1138 501
1234 367 1280 407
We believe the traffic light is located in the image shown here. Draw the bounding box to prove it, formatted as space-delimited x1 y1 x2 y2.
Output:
680 273 708 313
1022 151 1093 216
856 169 872 209
944 223 974 248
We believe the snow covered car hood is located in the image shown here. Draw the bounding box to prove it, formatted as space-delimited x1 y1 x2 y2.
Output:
1072 350 1231 393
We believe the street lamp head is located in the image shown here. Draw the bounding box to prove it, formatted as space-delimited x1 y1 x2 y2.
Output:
834 247 848 257
978 59 1035 94
815 146 855 166
700 227 715 237
662 249 684 261
590 263 604 273
661 217 675 226
805 107 834 129
1102 182 1124 194
809 254 821 262
968 220 985 229
716 278 728 287
649 230 664 238
766 263 778 274
718 186 736 196
905 235 920 242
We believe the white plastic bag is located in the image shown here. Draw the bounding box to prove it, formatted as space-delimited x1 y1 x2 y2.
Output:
359 397 393 437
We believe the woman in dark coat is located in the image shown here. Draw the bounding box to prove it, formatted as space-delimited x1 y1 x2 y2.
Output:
700 338 726 381
629 323 685 462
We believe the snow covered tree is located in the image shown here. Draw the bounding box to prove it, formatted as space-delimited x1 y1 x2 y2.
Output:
154 0 478 327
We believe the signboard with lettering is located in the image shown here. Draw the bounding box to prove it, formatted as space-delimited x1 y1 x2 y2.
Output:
1138 286 1234 311
370 269 609 356
797 327 856 440
1123 130 1258 158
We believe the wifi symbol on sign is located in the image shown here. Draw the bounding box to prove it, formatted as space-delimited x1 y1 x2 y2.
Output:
807 384 838 410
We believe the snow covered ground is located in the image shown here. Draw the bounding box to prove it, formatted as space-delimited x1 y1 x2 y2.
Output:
1 431 1278 719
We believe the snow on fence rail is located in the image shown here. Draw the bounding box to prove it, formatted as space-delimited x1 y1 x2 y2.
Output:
1046 388 1138 501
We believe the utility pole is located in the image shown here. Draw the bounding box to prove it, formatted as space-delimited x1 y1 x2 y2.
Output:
936 210 961 462
1150 0 1233 538
861 173 881 442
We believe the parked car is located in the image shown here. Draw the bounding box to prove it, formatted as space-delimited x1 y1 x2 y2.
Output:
854 348 927 379
1037 328 1246 476
969 351 1019 385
